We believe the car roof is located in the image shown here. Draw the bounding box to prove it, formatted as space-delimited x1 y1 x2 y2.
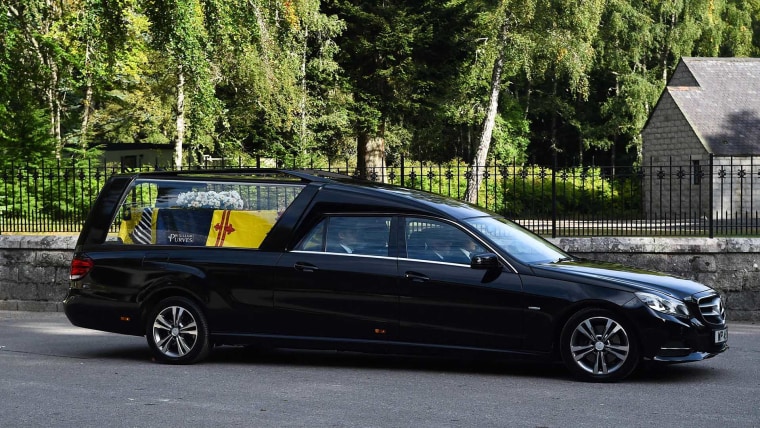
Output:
117 168 347 183
115 168 495 220
320 178 495 220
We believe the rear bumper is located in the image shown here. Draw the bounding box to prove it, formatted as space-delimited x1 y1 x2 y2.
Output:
64 292 143 336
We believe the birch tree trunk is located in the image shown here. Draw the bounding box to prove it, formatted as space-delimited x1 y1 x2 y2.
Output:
175 65 186 169
53 76 61 158
464 15 511 204
80 41 93 151
299 25 308 160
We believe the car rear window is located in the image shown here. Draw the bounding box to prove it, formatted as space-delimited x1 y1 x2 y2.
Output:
106 179 305 248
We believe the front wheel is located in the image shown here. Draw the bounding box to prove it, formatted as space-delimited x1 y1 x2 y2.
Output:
560 309 640 382
146 297 210 364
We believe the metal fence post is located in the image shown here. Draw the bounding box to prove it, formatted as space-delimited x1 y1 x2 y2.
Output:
709 153 714 238
400 154 405 188
552 152 557 238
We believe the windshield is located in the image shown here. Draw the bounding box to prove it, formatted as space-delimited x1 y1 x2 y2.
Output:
464 216 570 264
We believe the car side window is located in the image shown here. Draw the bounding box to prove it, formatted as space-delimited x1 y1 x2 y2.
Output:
296 220 326 251
296 216 391 256
109 179 304 248
405 218 483 264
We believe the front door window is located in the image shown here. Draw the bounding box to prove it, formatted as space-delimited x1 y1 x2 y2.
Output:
404 218 483 264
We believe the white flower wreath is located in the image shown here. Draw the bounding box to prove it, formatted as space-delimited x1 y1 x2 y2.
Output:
175 190 245 210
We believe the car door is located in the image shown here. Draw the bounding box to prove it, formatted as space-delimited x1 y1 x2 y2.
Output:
398 217 524 351
272 215 400 343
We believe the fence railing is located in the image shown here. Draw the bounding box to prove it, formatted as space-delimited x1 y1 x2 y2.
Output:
2 154 760 237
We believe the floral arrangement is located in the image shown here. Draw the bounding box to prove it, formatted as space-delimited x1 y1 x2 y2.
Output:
175 190 245 209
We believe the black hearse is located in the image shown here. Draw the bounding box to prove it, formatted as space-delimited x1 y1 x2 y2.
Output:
65 169 728 381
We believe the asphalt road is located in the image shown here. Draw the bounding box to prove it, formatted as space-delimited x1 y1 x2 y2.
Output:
0 311 758 428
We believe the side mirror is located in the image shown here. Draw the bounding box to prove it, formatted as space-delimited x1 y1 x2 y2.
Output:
470 253 500 270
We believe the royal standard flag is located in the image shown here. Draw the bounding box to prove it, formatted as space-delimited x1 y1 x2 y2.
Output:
205 210 279 248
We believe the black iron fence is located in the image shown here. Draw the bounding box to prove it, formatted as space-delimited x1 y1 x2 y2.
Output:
2 155 760 237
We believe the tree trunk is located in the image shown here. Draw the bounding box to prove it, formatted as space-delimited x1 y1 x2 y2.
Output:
356 123 386 181
550 78 558 153
661 12 676 84
251 2 274 82
80 41 93 151
464 16 511 203
80 79 93 150
53 82 61 158
175 65 186 169
299 25 308 161
46 45 62 159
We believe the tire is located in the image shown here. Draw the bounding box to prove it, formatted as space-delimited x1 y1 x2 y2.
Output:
146 297 210 364
559 308 640 382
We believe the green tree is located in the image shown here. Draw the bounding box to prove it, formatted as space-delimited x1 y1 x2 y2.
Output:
591 0 662 165
464 2 521 203
323 1 491 176
465 0 605 201
0 1 57 164
4 0 72 158
322 1 424 176
712 0 760 56
144 0 220 168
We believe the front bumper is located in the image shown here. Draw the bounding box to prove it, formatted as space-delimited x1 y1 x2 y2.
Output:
630 306 728 362
652 350 725 363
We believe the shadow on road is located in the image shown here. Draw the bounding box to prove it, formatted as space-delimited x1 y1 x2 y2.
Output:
208 345 573 379
71 340 726 383
161 344 723 383
4 312 734 383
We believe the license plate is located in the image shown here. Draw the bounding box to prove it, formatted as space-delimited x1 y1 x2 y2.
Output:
715 328 728 344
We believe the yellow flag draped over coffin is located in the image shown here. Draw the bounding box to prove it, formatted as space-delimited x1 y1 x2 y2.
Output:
205 209 279 248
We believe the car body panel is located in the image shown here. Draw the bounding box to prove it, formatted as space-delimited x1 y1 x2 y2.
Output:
273 251 400 342
532 260 712 298
398 260 524 350
64 169 728 378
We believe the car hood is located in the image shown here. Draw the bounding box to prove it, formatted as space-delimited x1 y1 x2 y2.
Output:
532 259 712 299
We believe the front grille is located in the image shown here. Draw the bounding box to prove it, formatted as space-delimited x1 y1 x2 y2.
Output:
698 295 726 324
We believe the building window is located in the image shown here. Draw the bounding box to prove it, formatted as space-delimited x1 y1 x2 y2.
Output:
692 160 701 185
121 155 138 171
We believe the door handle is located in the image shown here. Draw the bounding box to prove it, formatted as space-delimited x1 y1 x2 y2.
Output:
404 271 429 282
294 262 319 273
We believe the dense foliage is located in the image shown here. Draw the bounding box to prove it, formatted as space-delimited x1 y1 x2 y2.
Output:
1 0 759 170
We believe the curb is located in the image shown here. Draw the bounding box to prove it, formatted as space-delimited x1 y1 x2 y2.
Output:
0 300 64 312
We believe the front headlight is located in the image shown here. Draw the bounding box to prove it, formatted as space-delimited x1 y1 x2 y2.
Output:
635 292 690 318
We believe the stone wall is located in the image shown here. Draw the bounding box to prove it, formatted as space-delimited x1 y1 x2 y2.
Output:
0 236 76 312
0 235 758 320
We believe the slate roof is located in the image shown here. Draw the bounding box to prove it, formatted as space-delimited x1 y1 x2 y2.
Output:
666 57 760 156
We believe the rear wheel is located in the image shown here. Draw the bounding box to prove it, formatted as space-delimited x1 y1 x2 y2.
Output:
560 309 639 382
146 297 210 364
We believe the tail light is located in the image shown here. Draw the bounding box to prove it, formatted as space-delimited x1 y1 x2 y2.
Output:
70 255 94 280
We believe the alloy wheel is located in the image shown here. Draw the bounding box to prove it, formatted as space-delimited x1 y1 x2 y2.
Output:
569 316 630 375
147 297 210 364
152 305 199 358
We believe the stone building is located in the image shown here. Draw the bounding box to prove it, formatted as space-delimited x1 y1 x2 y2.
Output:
641 57 760 221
